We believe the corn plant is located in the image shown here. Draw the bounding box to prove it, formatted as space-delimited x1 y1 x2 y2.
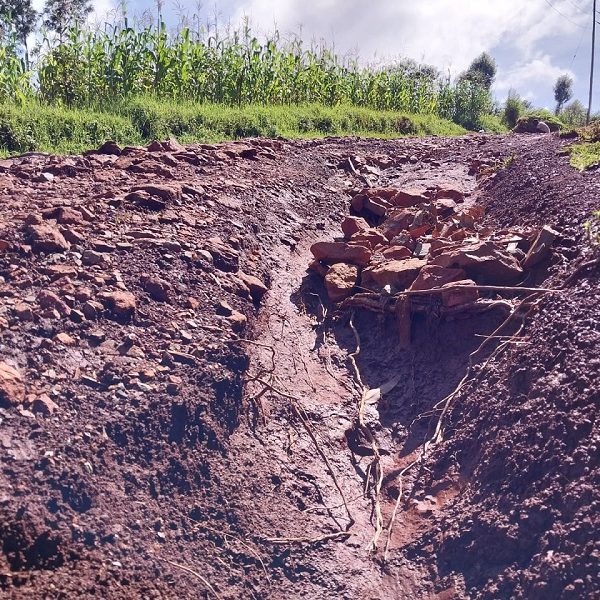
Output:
30 20 491 128
0 34 31 103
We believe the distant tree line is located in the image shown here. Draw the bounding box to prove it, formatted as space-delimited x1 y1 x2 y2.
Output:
500 72 593 129
0 0 91 61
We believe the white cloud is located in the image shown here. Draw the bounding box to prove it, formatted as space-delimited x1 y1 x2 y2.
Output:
495 54 575 104
232 0 587 74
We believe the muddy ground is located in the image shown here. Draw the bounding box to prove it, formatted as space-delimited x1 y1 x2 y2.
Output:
0 133 598 599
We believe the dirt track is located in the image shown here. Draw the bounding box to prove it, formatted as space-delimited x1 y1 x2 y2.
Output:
0 133 598 599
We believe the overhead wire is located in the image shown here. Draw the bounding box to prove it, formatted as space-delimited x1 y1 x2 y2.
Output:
543 0 587 27
571 21 590 67
565 0 587 12
565 0 585 13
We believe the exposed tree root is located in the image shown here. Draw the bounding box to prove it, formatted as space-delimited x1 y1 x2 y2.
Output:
349 313 387 552
177 510 271 582
382 292 545 560
240 315 357 544
339 284 558 316
240 338 281 427
402 284 558 296
338 282 548 560
340 295 515 318
263 531 350 545
224 338 276 372
252 377 355 531
301 493 365 514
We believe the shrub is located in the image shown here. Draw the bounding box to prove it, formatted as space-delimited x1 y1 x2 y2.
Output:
503 92 527 128
561 100 588 127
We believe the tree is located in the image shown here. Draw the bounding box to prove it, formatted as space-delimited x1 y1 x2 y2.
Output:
460 52 497 89
0 1 37 44
0 0 37 66
43 0 92 40
554 74 573 115
561 99 587 126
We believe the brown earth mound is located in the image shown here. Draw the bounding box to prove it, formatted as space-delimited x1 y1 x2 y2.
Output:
0 133 597 599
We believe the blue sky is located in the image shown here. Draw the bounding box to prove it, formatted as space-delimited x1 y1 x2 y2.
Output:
34 0 599 111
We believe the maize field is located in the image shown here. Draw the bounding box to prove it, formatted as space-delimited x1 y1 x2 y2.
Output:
0 21 491 130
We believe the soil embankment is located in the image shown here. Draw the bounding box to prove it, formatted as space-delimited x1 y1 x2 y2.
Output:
0 134 597 599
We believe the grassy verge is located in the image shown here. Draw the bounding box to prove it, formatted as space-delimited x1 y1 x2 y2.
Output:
479 113 507 133
0 99 467 156
567 142 600 170
0 104 140 155
564 122 600 171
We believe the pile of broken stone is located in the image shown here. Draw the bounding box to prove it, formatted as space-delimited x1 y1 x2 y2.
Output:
309 185 557 341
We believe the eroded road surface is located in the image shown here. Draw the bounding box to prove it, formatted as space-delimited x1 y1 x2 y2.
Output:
0 134 598 599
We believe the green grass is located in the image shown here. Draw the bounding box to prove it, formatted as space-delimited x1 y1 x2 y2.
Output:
0 103 140 155
0 99 467 156
577 121 600 142
564 121 600 171
479 114 507 133
567 141 600 170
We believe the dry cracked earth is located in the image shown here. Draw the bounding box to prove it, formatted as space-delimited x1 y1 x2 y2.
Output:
0 133 598 599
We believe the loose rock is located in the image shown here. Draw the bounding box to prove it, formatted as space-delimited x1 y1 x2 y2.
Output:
38 290 71 317
97 291 137 321
0 362 25 406
32 394 59 415
237 271 268 302
430 240 523 283
144 277 171 302
440 279 479 306
310 241 371 267
409 265 467 291
362 258 426 291
324 263 359 302
341 216 370 238
27 223 70 254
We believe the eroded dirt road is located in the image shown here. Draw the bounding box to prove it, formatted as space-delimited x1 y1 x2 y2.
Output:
0 134 598 599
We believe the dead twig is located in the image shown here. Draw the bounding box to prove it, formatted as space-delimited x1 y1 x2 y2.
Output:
196 323 227 333
397 284 559 296
306 291 328 323
163 559 222 599
263 531 350 545
346 157 370 187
